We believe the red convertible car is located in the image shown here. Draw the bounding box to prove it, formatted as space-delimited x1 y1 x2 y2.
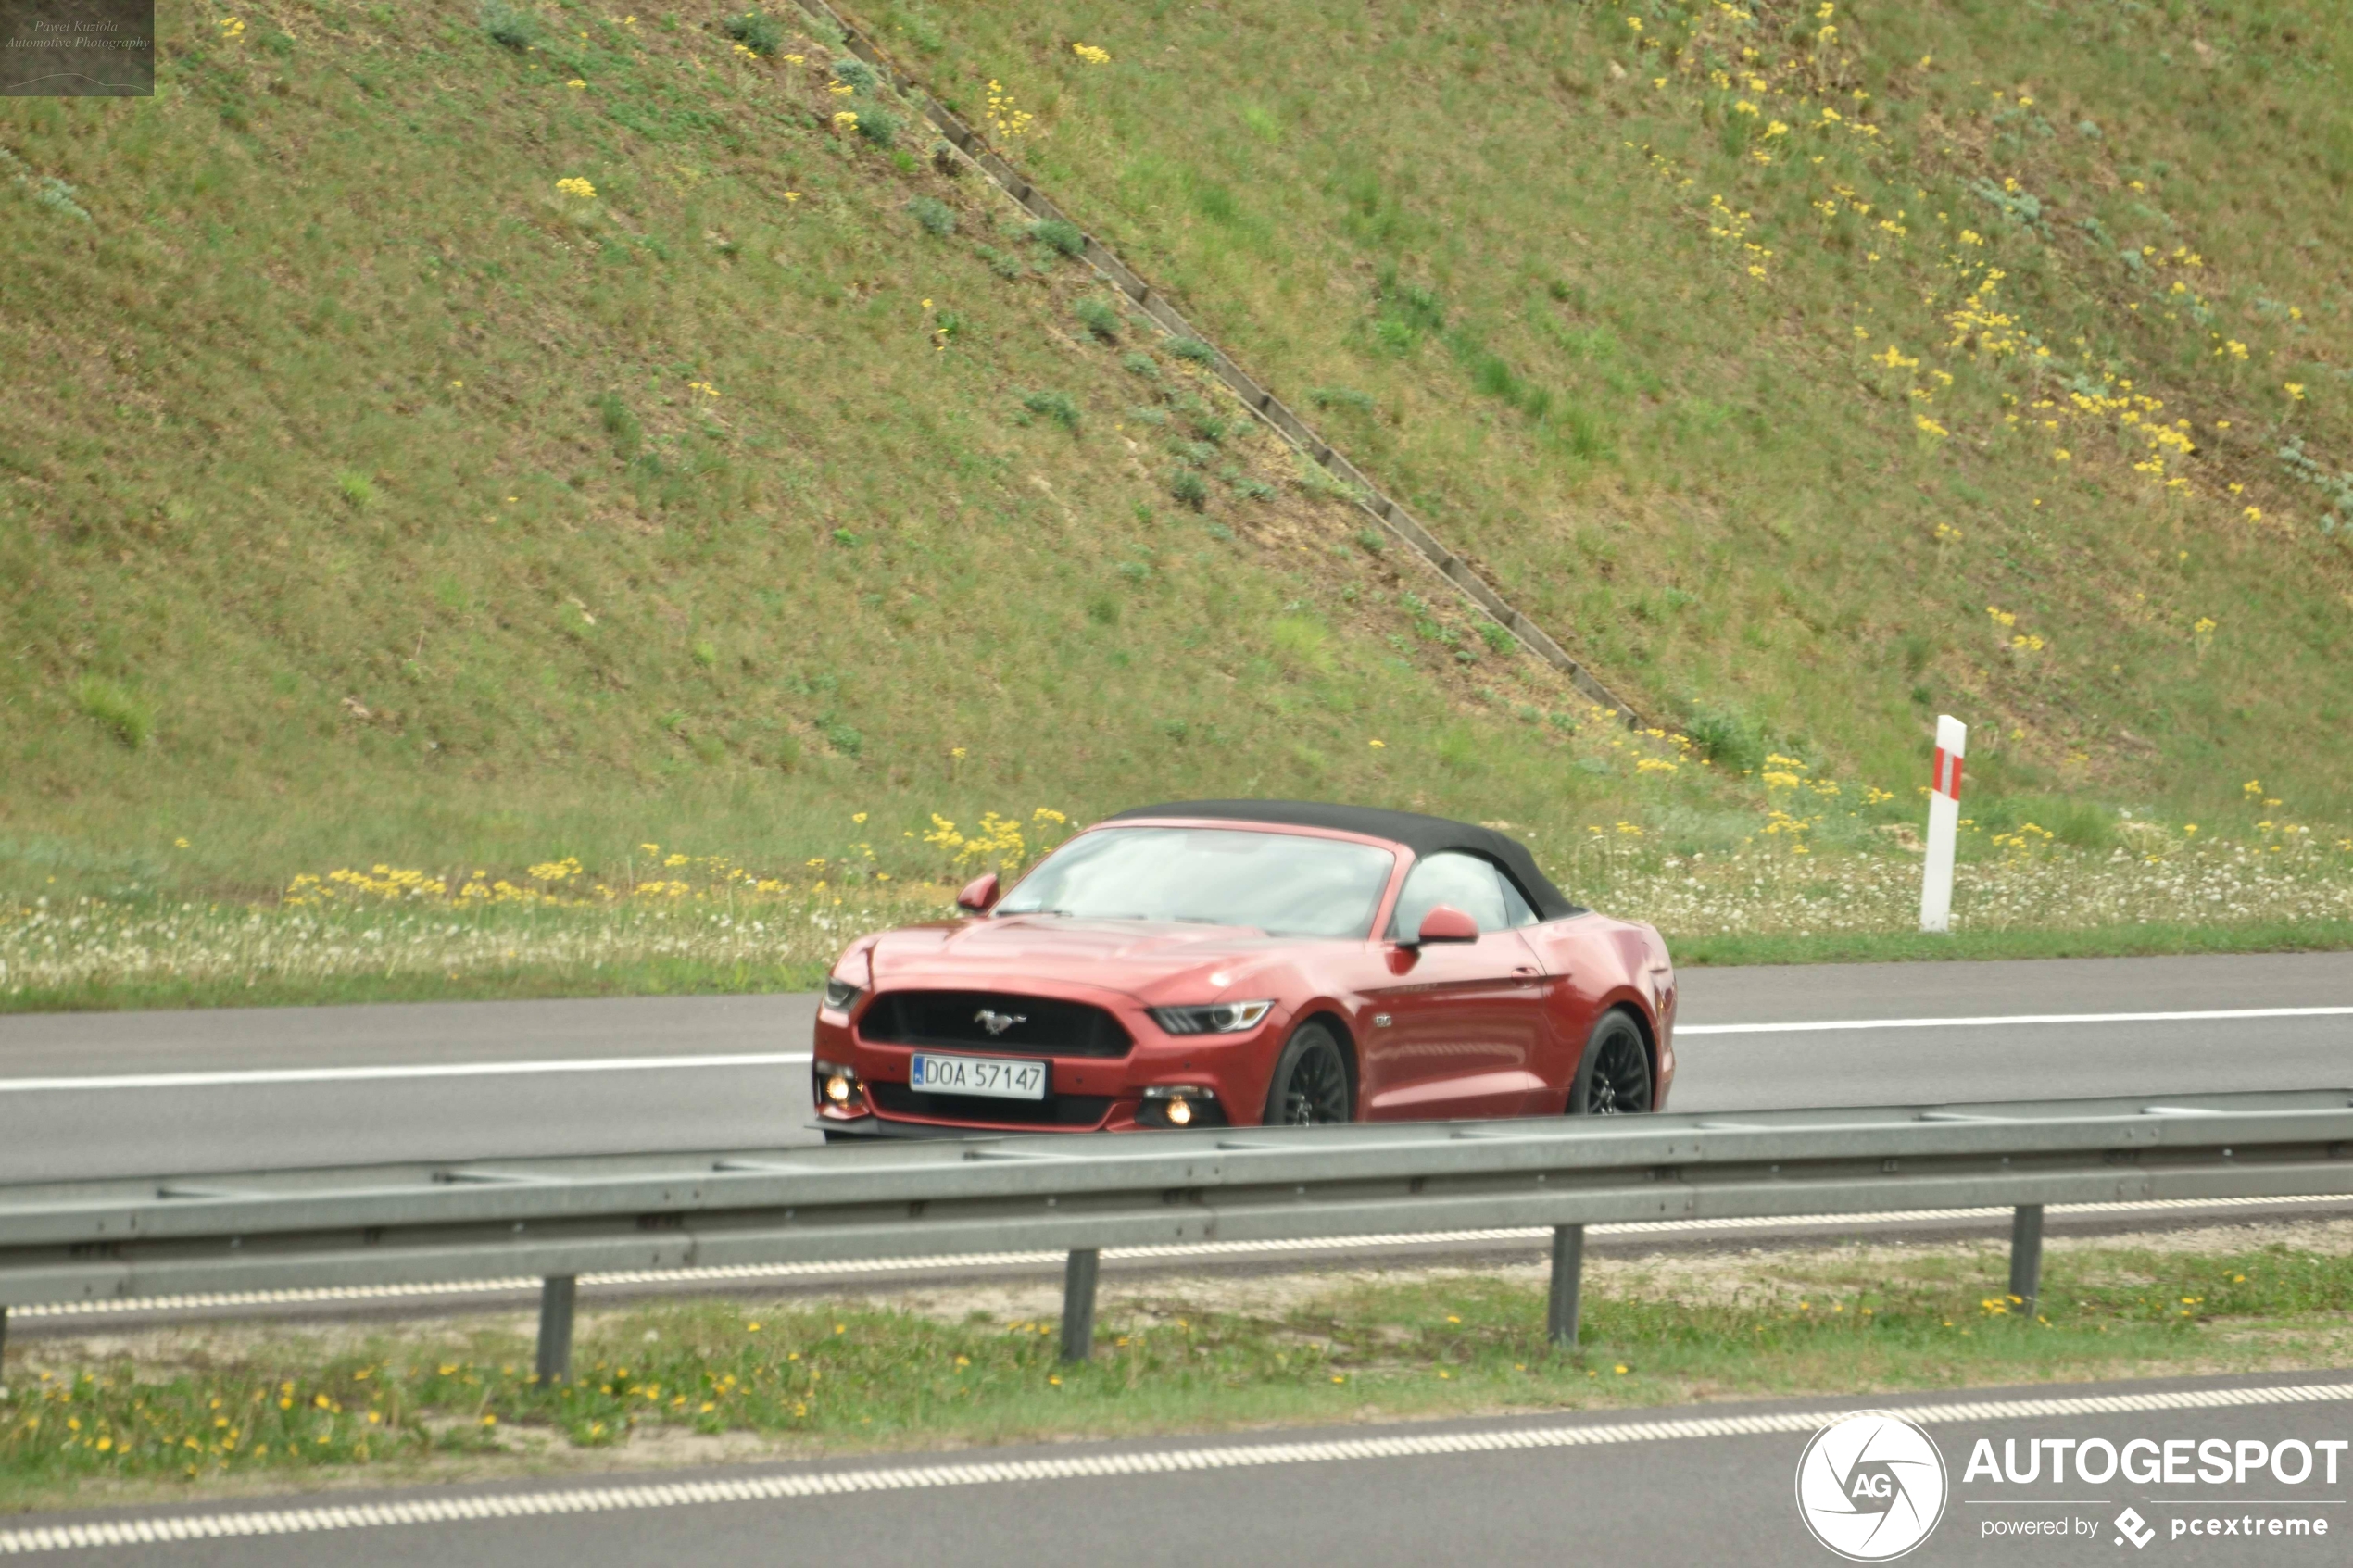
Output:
811 800 1675 1137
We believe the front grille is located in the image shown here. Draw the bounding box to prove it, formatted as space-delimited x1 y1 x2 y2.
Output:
869 1083 1114 1128
858 990 1133 1058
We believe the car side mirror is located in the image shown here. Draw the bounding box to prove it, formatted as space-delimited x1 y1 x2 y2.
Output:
1413 904 1479 945
955 872 1000 914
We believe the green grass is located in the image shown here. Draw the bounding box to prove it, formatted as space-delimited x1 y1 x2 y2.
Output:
3 0 2347 976
1670 917 2353 969
0 0 1664 905
0 959 828 1016
9 784 2350 1012
69 678 150 751
8 1235 2350 1510
907 0 2353 817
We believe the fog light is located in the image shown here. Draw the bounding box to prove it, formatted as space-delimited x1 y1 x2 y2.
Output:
1141 1084 1222 1129
813 1059 862 1112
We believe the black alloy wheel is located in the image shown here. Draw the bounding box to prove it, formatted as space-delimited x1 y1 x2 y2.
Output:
1568 1010 1653 1115
1263 1022 1353 1126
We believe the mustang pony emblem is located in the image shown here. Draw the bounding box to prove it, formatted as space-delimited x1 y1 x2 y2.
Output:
974 1009 1027 1036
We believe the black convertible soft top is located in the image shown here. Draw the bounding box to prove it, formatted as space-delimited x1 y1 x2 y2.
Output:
1105 799 1583 922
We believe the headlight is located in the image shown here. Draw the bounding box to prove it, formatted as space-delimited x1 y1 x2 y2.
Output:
822 976 863 1013
1150 999 1275 1035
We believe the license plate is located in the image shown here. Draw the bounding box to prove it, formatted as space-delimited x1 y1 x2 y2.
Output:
909 1053 1048 1100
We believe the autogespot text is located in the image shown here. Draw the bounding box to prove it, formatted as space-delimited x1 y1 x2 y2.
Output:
1966 1433 2344 1547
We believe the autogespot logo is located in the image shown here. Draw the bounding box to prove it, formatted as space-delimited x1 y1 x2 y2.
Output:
1795 1411 1951 1562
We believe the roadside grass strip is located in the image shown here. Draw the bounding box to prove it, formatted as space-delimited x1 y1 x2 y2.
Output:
5 1380 2350 1554
13 1230 2353 1522
10 897 2353 1020
13 1194 2342 1323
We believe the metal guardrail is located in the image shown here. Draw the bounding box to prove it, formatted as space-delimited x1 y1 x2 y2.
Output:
4 1089 2351 1377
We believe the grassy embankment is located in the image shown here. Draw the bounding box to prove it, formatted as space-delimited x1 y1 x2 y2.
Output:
2 0 2349 1009
0 0 1704 895
903 0 2353 810
6 1228 2351 1512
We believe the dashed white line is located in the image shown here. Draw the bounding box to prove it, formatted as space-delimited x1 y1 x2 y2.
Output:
5 1381 2348 1554
1679 1005 2353 1035
0 1053 812 1093
1 1006 2346 1091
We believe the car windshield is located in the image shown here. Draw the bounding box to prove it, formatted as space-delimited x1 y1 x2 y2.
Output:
996 827 1395 938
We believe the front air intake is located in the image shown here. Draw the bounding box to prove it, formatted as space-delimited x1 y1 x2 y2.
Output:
857 991 1134 1058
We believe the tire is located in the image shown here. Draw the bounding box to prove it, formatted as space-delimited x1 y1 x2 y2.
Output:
1567 1010 1653 1115
1261 1020 1354 1126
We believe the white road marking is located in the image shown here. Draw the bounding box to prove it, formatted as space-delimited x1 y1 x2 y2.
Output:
1679 1005 2353 1035
5 1379 2348 1554
0 1053 813 1093
13 1193 2343 1322
4 1005 2347 1091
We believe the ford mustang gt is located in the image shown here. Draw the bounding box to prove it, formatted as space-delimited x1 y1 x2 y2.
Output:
811 800 1675 1136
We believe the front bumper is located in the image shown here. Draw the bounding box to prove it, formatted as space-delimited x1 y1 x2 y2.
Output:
812 995 1279 1134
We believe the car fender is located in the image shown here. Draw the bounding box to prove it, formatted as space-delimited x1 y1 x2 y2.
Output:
1232 990 1361 1121
1526 913 1674 1108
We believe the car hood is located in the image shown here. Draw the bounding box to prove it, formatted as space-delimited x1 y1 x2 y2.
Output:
864 915 1313 1000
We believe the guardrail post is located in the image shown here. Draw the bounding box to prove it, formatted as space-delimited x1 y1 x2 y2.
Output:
535 1275 577 1384
0 1304 9 1391
2007 1204 2045 1314
1547 1224 1585 1348
1060 1248 1100 1362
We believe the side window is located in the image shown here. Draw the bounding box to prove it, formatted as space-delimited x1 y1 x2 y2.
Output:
1496 871 1538 928
1389 852 1510 936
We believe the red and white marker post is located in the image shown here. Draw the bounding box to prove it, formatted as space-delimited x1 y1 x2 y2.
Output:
1919 714 1967 933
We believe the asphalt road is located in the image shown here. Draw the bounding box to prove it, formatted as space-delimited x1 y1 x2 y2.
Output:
1 951 2348 1182
17 1372 2351 1566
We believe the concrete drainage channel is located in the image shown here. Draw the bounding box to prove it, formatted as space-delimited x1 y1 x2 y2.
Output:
791 0 1646 728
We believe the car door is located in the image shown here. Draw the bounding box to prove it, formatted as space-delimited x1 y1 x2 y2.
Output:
1358 852 1549 1120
